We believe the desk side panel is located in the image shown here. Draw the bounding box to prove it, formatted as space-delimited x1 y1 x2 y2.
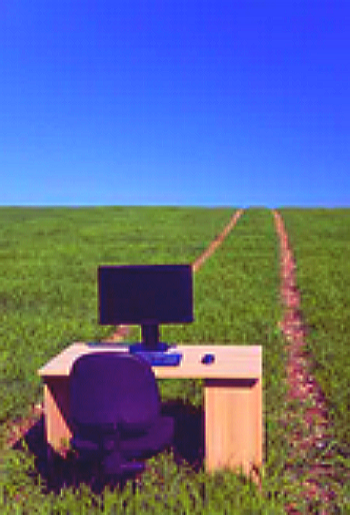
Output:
44 377 72 454
205 378 262 479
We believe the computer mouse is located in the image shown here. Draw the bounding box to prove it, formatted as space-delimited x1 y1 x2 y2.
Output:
201 353 215 365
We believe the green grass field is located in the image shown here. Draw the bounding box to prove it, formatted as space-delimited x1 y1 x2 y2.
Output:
0 206 232 422
0 206 348 513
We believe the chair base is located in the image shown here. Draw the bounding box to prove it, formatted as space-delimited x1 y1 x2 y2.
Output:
71 415 174 479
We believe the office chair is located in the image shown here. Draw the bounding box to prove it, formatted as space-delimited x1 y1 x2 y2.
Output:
69 352 174 477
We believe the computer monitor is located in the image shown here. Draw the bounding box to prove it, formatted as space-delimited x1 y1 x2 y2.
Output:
98 264 193 351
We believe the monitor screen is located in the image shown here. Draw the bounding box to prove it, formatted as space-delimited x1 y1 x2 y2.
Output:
98 264 193 326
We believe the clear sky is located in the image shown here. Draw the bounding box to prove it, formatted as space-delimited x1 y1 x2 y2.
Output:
1 0 349 207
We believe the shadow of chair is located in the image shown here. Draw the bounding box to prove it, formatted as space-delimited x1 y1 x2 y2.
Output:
11 401 203 494
69 352 174 481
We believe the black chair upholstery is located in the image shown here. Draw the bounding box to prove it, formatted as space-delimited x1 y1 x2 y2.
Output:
69 352 174 476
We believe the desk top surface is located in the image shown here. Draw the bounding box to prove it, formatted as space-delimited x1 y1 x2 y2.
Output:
38 342 262 379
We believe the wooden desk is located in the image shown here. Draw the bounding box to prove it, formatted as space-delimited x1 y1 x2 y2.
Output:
38 343 262 479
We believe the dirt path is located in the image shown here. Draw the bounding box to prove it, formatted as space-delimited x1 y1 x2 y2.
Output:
192 208 243 272
273 210 334 513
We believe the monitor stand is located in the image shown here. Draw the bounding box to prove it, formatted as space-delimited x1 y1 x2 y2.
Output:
129 322 169 353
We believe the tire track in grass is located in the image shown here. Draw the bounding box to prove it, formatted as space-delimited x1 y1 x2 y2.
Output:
191 208 243 272
6 209 244 448
273 210 335 513
104 208 244 342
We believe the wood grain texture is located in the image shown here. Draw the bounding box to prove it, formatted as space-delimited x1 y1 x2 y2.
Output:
38 343 262 379
205 378 262 478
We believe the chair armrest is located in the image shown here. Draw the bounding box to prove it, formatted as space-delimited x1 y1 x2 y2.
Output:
71 434 118 453
71 436 99 452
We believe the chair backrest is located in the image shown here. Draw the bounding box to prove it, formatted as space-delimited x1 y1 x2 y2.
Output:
70 352 160 435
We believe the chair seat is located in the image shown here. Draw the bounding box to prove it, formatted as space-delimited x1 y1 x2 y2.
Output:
120 415 174 458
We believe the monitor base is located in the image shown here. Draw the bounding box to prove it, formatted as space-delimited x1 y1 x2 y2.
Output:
129 341 170 353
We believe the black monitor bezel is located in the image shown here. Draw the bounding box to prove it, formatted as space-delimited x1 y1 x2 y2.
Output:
98 264 194 327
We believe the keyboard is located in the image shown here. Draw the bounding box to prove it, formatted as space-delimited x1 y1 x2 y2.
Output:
132 351 182 367
87 342 182 366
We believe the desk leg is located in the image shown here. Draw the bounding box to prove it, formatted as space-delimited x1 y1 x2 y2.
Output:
43 377 72 459
204 378 262 481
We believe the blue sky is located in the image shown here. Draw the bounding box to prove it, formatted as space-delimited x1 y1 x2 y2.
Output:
1 0 349 207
